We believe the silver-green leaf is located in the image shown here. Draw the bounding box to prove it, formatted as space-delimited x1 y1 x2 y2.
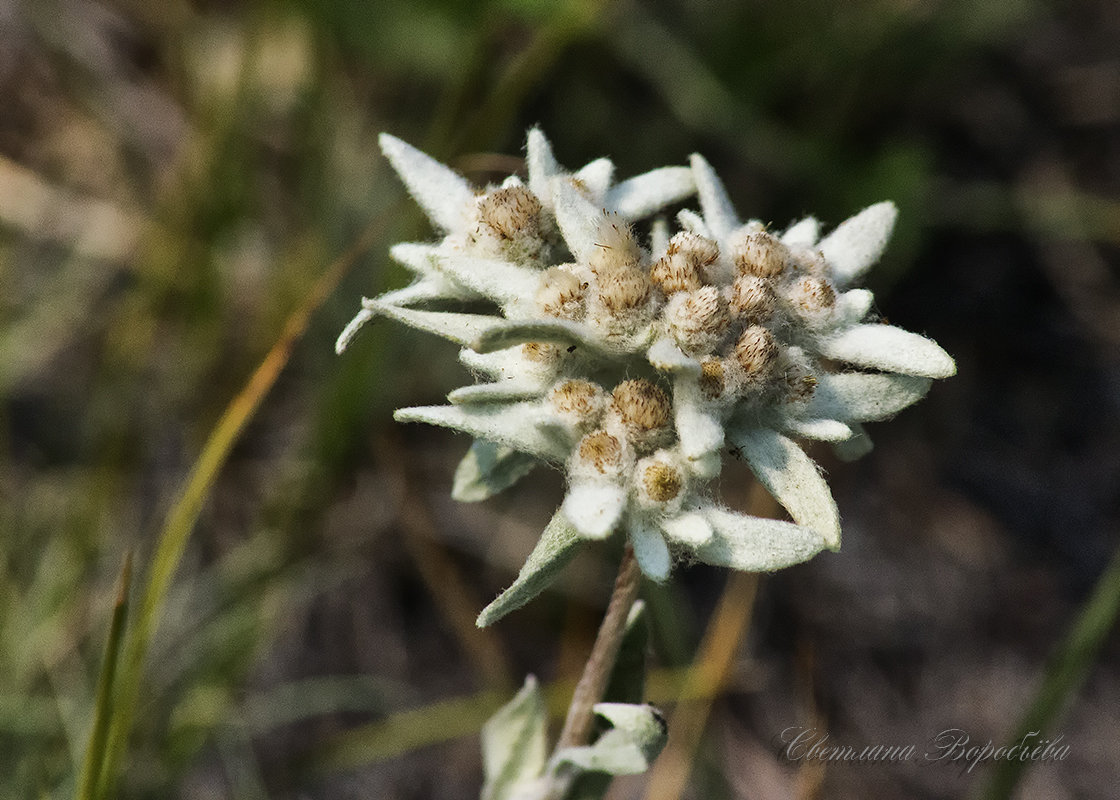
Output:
481 677 549 800
819 324 956 379
394 402 568 462
451 440 538 503
553 703 668 776
477 511 583 627
696 504 829 570
727 427 841 549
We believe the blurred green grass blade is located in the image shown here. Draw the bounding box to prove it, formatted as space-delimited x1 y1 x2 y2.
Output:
306 663 722 776
308 688 511 774
95 220 381 800
75 553 132 800
307 675 582 775
977 539 1120 800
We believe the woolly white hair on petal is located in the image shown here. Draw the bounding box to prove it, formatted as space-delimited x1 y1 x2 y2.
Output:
696 505 828 571
831 289 875 327
818 201 897 288
802 372 933 424
673 379 725 460
730 426 842 550
574 157 615 201
605 167 696 220
660 511 713 547
379 133 474 233
562 482 627 540
777 417 854 443
364 300 505 347
647 338 701 374
427 251 541 310
819 324 956 379
394 402 569 462
676 208 712 239
781 216 820 248
689 153 740 242
526 127 562 208
551 177 606 264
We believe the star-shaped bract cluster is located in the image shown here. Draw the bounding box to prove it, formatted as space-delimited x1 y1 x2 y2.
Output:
338 130 954 625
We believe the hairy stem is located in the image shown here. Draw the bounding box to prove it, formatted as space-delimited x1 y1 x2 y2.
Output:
555 542 643 751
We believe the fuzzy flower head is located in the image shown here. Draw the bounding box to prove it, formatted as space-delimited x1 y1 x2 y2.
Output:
338 130 955 626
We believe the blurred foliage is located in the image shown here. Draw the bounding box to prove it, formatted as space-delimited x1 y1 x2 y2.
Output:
1 0 1119 798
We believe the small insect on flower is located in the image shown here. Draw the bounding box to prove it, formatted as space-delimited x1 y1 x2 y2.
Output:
338 130 955 625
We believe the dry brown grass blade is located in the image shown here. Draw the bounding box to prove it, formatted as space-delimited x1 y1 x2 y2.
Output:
94 217 384 799
640 482 776 800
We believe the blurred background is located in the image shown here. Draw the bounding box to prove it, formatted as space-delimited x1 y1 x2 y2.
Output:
2 0 1118 797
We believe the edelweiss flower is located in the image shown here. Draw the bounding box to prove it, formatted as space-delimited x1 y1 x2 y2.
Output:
338 132 955 626
335 129 695 348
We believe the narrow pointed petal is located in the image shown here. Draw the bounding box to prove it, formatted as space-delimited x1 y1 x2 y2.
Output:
689 154 740 241
376 279 467 307
782 216 820 248
630 519 671 581
526 127 562 206
459 348 515 377
341 290 487 350
832 422 874 462
799 372 933 423
696 504 829 570
477 510 582 626
389 242 441 276
605 167 695 220
425 249 540 307
335 306 376 354
676 209 712 238
834 288 874 326
819 201 897 287
379 133 473 233
551 177 604 263
562 481 627 539
448 380 547 404
472 318 628 358
647 338 701 374
365 300 504 346
452 440 538 503
386 244 474 302
729 427 841 549
458 349 555 389
819 324 956 379
394 402 568 461
575 157 615 201
661 511 713 546
777 417 854 442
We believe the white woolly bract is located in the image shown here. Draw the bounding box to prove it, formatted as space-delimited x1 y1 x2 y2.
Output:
336 129 955 605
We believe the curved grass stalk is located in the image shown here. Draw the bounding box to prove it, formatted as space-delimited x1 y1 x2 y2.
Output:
640 482 773 800
92 220 381 800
